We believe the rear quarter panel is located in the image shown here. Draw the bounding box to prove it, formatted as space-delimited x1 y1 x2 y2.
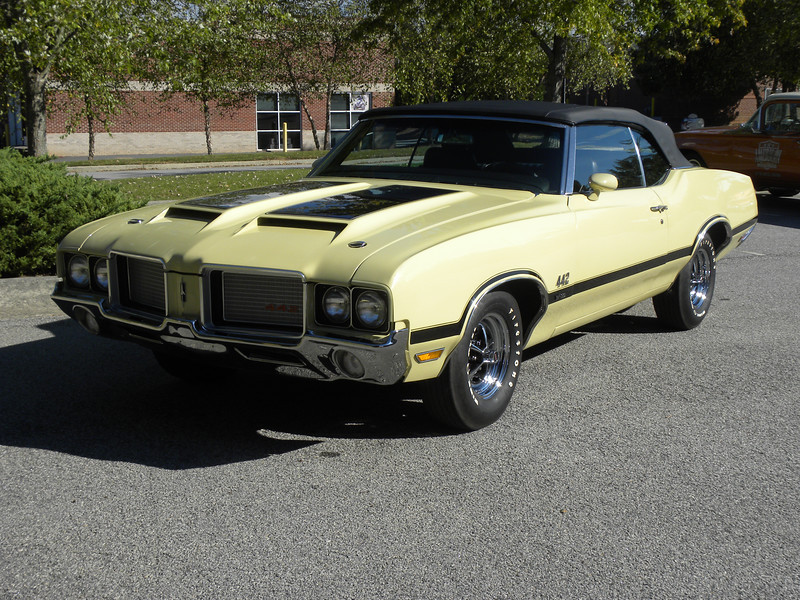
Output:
654 167 758 260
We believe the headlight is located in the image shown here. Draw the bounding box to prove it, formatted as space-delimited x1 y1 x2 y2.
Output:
94 258 109 290
322 286 351 324
67 255 90 288
355 290 387 329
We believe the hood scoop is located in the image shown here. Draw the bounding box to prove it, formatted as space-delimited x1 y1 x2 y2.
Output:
269 185 452 220
257 216 347 234
164 206 220 223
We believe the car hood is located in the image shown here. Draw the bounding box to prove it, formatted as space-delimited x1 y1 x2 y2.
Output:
675 126 738 140
62 178 544 283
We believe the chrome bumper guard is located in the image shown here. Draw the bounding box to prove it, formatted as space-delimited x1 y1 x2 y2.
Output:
52 288 409 385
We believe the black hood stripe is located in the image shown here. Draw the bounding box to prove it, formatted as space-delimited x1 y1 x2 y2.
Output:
269 185 452 220
180 181 339 210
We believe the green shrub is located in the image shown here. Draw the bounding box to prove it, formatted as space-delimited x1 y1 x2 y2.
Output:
0 148 147 277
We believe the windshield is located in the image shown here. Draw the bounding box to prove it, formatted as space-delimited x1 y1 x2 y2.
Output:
310 116 566 193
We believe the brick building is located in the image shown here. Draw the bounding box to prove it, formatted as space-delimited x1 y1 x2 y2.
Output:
46 84 394 157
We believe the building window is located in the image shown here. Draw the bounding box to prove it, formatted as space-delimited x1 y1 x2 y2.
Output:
257 93 302 150
330 92 370 146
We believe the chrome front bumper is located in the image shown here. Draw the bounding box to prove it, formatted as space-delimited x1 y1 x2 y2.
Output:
52 288 409 385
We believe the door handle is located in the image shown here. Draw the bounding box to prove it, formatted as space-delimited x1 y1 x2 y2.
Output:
650 205 668 213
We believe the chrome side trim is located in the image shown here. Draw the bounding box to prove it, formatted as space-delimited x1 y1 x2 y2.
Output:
409 270 548 346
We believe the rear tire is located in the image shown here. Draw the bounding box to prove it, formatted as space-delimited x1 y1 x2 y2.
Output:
653 236 716 330
423 291 522 430
767 188 799 198
682 151 707 168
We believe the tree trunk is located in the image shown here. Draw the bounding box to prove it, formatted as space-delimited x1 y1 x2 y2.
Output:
543 35 568 103
300 99 320 150
324 86 333 150
85 94 96 160
284 53 320 150
202 97 213 155
751 80 763 107
23 69 49 156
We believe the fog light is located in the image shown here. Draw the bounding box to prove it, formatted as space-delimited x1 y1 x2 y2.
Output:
332 349 365 379
73 305 101 335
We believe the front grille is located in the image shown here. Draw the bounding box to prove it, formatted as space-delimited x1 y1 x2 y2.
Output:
112 254 166 316
207 269 304 335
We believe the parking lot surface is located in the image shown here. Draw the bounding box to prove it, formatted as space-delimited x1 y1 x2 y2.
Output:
1 194 798 599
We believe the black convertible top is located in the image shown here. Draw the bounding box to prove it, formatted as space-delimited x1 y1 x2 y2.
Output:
361 100 692 168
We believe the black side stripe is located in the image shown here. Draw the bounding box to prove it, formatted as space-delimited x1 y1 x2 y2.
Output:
411 322 463 345
732 217 758 235
409 247 692 345
547 246 693 304
408 218 757 345
409 270 535 345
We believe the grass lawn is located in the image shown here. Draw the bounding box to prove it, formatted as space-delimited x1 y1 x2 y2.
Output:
64 150 327 167
104 168 309 205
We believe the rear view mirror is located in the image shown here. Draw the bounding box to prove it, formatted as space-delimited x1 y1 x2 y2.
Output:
587 173 618 200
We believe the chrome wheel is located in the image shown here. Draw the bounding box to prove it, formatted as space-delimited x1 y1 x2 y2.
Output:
653 236 716 330
467 312 511 401
423 291 522 430
689 246 713 310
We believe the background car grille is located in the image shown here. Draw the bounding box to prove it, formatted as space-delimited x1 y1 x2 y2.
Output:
112 254 166 316
208 270 304 335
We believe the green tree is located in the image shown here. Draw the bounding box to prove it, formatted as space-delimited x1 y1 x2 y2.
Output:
261 0 386 149
150 0 284 155
51 5 149 159
635 0 798 125
0 0 139 156
368 0 745 104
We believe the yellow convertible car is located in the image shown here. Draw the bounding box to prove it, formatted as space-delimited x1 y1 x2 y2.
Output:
52 101 758 430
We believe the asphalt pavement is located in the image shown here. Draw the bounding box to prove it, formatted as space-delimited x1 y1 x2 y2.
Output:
1 193 799 599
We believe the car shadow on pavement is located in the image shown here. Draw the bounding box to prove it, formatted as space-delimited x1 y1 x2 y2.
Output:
756 193 800 229
0 319 446 470
575 312 667 335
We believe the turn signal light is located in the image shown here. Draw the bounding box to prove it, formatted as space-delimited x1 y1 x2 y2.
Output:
415 349 444 363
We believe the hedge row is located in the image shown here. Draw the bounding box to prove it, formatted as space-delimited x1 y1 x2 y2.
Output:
0 149 147 277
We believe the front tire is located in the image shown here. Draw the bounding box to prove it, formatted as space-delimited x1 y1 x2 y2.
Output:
423 291 523 430
653 236 716 330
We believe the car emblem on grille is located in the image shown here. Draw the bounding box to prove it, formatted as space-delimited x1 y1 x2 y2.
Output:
265 303 300 314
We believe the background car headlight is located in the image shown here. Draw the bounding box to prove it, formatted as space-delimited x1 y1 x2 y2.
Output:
355 290 387 329
94 258 109 290
322 286 351 324
67 255 90 288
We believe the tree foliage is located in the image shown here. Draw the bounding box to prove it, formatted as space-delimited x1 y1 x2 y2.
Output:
257 0 387 149
146 0 285 155
367 0 746 104
636 0 799 126
0 0 141 156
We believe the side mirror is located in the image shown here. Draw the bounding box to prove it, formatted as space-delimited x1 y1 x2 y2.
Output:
587 173 618 200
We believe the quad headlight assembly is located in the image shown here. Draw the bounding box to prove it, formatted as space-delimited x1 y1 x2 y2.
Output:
316 284 390 332
65 253 110 293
